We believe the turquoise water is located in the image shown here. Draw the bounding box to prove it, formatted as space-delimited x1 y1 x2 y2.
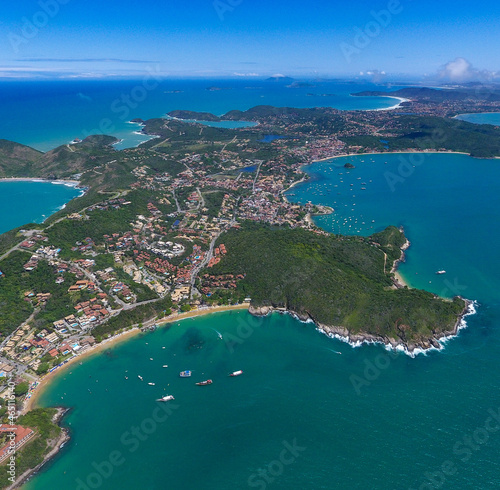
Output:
26 153 500 489
0 80 404 152
0 181 82 234
456 112 500 126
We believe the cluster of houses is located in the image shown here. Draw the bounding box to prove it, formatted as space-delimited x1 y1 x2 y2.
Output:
0 312 101 374
0 424 36 463
104 231 143 251
87 197 131 212
95 267 135 302
23 291 51 307
200 273 244 295
207 243 226 268
19 233 48 250
53 296 110 332
71 237 95 253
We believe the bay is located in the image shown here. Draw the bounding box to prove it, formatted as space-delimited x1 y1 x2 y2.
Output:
0 181 82 234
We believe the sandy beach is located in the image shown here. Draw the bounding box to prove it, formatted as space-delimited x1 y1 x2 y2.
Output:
368 96 410 111
22 303 250 413
310 149 472 164
0 177 81 186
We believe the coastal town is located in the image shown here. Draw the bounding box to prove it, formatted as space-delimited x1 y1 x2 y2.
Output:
1 88 499 406
0 85 499 487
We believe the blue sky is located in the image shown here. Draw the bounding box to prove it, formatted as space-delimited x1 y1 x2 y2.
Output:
1 0 499 80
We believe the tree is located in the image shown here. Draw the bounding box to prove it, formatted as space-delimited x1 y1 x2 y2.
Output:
36 363 49 375
14 382 29 397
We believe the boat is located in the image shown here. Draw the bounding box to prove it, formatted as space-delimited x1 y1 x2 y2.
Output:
163 365 168 368
148 382 155 386
436 270 446 275
179 370 192 377
156 395 174 402
229 370 243 377
138 375 143 381
196 379 213 386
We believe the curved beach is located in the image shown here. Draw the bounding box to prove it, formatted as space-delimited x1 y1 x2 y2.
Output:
23 303 250 414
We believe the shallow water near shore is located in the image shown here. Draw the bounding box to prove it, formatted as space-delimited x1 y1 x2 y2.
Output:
26 153 500 489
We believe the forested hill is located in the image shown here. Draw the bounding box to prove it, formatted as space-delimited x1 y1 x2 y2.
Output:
208 223 466 350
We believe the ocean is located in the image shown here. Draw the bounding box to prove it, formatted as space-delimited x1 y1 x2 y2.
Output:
0 181 82 234
455 112 500 126
0 79 404 152
26 152 500 489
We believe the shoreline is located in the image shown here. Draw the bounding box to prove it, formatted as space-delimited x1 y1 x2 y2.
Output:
365 96 410 112
249 298 476 358
22 303 250 414
15 303 250 486
309 149 472 164
8 408 70 490
315 299 476 358
246 235 474 357
390 234 411 289
0 178 81 187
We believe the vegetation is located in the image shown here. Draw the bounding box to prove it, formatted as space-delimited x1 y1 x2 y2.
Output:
91 296 173 340
0 408 61 489
209 223 465 346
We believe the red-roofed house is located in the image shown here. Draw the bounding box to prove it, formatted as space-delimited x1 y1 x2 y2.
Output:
0 425 35 463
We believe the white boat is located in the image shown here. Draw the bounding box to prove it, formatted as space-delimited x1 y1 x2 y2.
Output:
163 365 168 368
229 370 243 377
436 270 446 275
138 375 143 381
157 395 174 402
148 382 155 386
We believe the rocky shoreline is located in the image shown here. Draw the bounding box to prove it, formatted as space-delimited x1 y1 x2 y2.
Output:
248 236 476 357
249 299 475 357
8 408 70 490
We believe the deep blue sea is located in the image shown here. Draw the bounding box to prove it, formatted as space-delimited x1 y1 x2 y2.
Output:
0 79 403 152
0 181 81 234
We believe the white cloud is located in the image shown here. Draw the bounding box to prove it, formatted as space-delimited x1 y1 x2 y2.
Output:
365 69 386 83
439 57 498 81
233 72 260 77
